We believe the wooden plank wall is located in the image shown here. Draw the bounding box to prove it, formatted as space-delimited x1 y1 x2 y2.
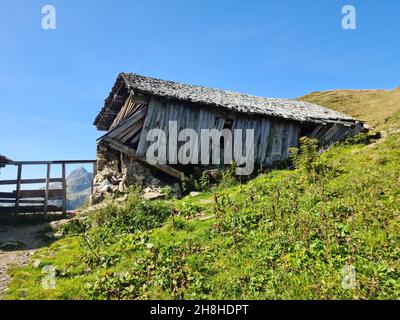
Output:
134 97 302 167
309 123 355 146
232 114 300 167
104 95 360 171
136 98 227 160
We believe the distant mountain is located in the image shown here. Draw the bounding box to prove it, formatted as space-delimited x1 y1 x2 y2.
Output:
49 167 93 210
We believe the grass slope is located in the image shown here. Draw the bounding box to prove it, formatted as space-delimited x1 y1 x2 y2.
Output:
6 124 400 299
5 91 400 300
298 87 400 127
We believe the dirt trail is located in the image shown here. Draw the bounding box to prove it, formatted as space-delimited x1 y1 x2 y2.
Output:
0 224 50 299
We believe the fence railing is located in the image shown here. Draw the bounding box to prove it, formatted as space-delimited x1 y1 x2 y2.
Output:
0 160 96 218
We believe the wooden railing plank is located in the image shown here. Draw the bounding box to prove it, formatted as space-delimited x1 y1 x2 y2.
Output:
62 163 67 216
0 192 15 199
15 164 22 216
44 163 51 219
0 199 44 204
0 178 62 185
1 190 63 199
0 205 62 215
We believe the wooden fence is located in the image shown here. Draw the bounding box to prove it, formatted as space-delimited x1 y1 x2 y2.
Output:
0 160 96 218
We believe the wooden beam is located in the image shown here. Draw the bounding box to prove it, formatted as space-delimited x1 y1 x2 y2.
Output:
0 205 62 215
9 160 96 166
1 189 63 199
18 189 63 198
0 192 17 199
102 136 185 180
14 164 22 216
0 178 62 186
43 163 51 219
62 163 67 216
90 161 96 205
131 95 150 105
0 199 44 204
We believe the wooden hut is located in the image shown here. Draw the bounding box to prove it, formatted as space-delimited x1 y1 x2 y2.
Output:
94 73 364 181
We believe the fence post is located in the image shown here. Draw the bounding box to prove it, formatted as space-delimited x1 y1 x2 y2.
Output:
62 163 67 216
43 163 51 220
14 164 22 217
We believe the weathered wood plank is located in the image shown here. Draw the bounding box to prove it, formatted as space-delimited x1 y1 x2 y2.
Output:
0 199 44 204
0 190 62 199
259 118 272 166
0 205 62 215
0 178 62 186
104 136 185 180
15 164 22 216
62 163 67 215
137 97 161 157
9 160 96 165
19 189 63 198
44 163 51 218
107 105 148 140
0 192 16 199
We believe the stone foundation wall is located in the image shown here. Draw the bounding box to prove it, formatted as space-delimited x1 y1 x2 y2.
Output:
92 141 180 204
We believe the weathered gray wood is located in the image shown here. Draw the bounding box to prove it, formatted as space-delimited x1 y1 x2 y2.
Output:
315 124 332 140
310 124 324 138
259 118 272 165
281 122 300 158
62 163 67 215
118 118 145 143
137 97 161 157
281 122 292 159
90 163 97 195
0 178 62 186
43 163 51 219
107 106 148 140
104 136 185 180
0 199 44 204
8 160 96 166
289 124 301 150
0 205 62 215
18 189 63 198
0 192 16 199
264 120 286 165
272 121 286 162
331 126 350 143
131 94 150 105
14 164 22 216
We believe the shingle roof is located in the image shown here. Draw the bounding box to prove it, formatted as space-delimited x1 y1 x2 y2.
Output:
94 73 357 130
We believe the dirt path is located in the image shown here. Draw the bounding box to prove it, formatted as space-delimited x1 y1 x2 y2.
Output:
0 224 50 299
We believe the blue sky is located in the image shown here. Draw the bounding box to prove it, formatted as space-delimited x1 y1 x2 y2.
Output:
0 0 399 182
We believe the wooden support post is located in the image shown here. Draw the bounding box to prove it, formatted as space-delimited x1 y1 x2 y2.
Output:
14 164 22 216
62 163 67 216
91 161 97 195
43 163 51 220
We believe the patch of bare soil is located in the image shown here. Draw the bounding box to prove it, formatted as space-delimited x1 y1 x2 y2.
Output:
0 224 50 299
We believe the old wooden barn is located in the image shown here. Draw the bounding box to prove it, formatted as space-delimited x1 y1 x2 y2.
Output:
92 73 364 197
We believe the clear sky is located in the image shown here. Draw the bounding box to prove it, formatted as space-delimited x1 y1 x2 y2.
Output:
0 0 399 183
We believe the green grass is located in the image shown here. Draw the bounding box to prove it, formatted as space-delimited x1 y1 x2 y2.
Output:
5 102 400 300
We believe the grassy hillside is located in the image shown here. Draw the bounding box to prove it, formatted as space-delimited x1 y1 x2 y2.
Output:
4 90 400 300
298 87 400 127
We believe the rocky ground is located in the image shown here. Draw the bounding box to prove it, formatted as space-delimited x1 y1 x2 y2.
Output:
0 224 51 299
